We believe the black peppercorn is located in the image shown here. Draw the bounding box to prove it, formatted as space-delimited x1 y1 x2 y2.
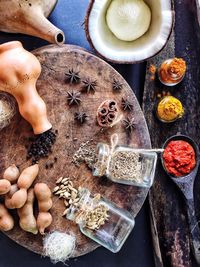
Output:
49 163 54 168
26 129 57 163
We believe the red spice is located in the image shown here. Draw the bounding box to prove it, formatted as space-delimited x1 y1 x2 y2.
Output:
163 140 196 177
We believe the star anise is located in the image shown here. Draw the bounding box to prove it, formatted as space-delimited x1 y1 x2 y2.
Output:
74 112 88 124
121 98 133 111
67 91 81 106
123 117 137 132
82 79 97 93
65 69 80 84
112 79 123 91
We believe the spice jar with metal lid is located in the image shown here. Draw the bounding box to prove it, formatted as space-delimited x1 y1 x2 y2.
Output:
156 96 184 123
66 188 135 253
93 134 158 187
158 58 186 86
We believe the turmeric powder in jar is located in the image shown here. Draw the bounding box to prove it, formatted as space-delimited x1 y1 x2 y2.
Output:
157 96 184 123
158 58 186 86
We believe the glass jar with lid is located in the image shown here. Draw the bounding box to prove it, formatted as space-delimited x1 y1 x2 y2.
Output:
92 134 158 187
66 188 135 253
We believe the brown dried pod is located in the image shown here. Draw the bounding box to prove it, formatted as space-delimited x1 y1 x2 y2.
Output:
107 112 116 123
99 106 109 116
108 101 117 112
97 100 122 128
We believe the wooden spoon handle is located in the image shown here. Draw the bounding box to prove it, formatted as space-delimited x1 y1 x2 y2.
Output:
186 198 200 264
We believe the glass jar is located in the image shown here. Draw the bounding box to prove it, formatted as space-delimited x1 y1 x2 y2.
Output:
66 188 135 253
158 58 186 86
93 142 157 188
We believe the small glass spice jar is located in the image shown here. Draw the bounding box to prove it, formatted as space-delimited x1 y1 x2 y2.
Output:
66 188 135 253
93 134 158 188
156 96 184 123
158 58 186 86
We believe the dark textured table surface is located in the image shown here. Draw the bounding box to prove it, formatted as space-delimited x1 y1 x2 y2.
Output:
0 1 154 266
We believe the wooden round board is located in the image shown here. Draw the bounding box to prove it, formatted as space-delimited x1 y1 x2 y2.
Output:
0 45 151 257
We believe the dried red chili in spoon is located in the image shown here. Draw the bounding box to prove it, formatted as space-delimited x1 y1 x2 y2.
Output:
161 135 200 264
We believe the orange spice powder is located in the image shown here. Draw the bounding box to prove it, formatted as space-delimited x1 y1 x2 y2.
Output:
168 58 186 76
149 64 156 74
158 58 186 85
149 64 156 81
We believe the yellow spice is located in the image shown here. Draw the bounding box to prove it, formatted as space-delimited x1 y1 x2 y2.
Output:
157 96 184 122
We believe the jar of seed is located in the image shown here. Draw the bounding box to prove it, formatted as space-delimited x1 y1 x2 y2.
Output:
66 188 135 253
93 134 157 187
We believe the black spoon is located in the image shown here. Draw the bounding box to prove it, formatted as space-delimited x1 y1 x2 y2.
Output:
161 135 200 264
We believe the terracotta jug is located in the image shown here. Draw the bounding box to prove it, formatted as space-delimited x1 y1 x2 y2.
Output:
0 41 52 135
0 0 65 45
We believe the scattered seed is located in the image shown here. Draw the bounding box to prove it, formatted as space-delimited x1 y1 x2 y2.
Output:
64 192 70 198
54 190 61 196
62 177 69 183
71 188 78 193
64 200 69 206
56 177 63 184
62 209 69 216
61 185 68 190
49 163 54 168
53 186 60 193
59 193 64 198
56 190 63 195
68 181 73 187
71 191 77 199
72 140 98 169
69 199 73 204
69 185 77 192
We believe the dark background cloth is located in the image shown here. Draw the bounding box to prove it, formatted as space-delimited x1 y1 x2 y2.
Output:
0 1 154 266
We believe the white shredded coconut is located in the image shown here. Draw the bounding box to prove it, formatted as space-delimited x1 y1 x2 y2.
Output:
43 231 76 264
0 93 16 131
